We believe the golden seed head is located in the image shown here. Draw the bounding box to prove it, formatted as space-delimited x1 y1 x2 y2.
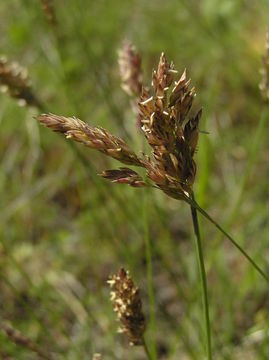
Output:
108 268 146 345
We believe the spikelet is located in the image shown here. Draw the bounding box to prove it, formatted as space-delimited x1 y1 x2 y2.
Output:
139 52 202 199
0 56 41 108
38 114 144 167
108 268 146 345
101 168 146 187
260 27 269 102
118 41 143 97
1 322 52 360
40 0 57 27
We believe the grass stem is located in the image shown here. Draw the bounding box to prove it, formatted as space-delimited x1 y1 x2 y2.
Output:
143 337 154 360
189 198 269 283
143 190 158 359
190 193 212 360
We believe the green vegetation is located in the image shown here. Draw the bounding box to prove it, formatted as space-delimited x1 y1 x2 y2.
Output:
1 1 269 359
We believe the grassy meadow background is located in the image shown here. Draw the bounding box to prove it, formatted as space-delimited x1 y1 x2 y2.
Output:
1 0 269 358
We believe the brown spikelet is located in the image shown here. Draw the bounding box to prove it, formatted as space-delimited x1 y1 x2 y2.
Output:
108 268 146 345
0 56 41 108
260 27 269 102
1 322 53 360
139 52 202 199
37 113 144 167
101 168 146 187
40 0 57 27
118 41 143 97
118 41 144 127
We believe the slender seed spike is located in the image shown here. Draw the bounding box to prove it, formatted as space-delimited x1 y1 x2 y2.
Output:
37 113 145 167
108 268 146 345
118 41 143 97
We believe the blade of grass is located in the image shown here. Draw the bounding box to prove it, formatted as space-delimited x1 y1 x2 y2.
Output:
186 197 269 283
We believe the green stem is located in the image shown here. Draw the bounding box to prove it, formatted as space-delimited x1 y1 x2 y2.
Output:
188 198 269 283
143 337 154 360
190 193 212 360
143 190 158 360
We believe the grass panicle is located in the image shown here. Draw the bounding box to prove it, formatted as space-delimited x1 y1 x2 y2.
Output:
107 268 146 346
37 53 202 201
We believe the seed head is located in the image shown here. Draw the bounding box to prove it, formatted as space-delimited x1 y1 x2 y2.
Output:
260 27 269 102
108 268 146 345
118 41 143 97
37 113 144 167
101 168 146 187
0 56 41 108
37 52 203 202
139 52 202 199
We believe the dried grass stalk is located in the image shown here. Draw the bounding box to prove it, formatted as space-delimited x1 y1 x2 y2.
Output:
1 322 52 360
108 268 146 345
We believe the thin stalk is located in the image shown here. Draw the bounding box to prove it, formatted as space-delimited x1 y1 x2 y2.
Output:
187 197 269 283
143 337 154 360
143 190 157 360
190 193 212 360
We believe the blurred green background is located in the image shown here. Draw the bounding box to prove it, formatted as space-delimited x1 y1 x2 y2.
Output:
1 0 269 359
